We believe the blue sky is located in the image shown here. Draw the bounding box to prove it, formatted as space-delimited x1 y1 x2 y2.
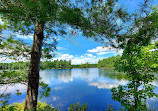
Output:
0 0 157 64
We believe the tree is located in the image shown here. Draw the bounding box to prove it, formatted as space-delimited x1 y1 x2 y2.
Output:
98 55 121 68
0 0 87 110
0 0 129 110
112 42 158 110
112 5 158 110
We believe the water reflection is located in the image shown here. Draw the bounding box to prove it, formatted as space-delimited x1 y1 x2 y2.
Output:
0 83 27 94
0 68 158 110
89 79 128 89
111 72 158 110
99 69 129 80
40 69 73 84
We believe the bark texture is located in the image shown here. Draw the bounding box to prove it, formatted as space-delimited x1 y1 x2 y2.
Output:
24 22 44 111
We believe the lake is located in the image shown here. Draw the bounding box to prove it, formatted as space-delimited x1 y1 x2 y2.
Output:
1 68 158 110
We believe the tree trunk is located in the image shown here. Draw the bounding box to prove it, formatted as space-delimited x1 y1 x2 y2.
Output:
24 22 44 111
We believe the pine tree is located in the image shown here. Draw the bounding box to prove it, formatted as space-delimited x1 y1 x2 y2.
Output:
0 0 128 110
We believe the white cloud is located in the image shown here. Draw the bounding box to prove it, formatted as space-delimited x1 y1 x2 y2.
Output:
59 54 74 59
88 46 108 53
57 47 67 51
71 57 93 64
71 55 102 65
89 82 118 89
52 54 74 62
89 79 128 89
88 46 123 55
53 53 102 64
97 51 113 55
50 46 124 65
84 53 94 57
15 33 33 40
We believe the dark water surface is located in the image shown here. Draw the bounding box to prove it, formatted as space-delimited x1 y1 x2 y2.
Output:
1 68 158 110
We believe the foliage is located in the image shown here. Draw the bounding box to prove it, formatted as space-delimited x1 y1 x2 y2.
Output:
0 0 130 61
0 56 122 70
111 6 158 110
67 102 87 111
98 55 121 68
0 0 91 60
0 1 156 110
111 4 158 110
0 54 123 70
98 69 129 81
0 70 27 85
0 70 28 107
83 0 130 46
72 63 97 69
0 0 99 109
112 43 158 110
41 60 72 69
0 62 30 70
0 60 72 70
105 104 125 111
39 82 51 100
0 71 51 107
0 102 88 111
115 42 158 73
0 93 11 107
105 103 158 111
0 36 31 61
0 101 58 111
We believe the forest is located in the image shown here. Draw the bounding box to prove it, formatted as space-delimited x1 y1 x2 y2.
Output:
1 51 157 71
0 55 119 69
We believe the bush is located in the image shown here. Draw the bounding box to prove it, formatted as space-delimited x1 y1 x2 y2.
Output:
0 101 58 111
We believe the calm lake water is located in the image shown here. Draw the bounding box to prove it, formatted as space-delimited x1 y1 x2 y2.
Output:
1 68 158 110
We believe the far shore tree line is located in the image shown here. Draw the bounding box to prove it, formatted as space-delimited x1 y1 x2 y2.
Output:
0 55 120 69
0 49 157 71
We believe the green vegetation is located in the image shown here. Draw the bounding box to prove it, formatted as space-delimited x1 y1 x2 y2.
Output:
2 102 158 111
0 102 58 111
0 70 27 84
112 42 158 110
0 0 128 109
98 55 121 68
105 103 158 111
0 0 157 110
71 63 97 69
0 62 30 70
99 69 129 81
40 60 72 69
68 103 87 111
0 102 87 111
0 55 121 70
111 5 158 111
